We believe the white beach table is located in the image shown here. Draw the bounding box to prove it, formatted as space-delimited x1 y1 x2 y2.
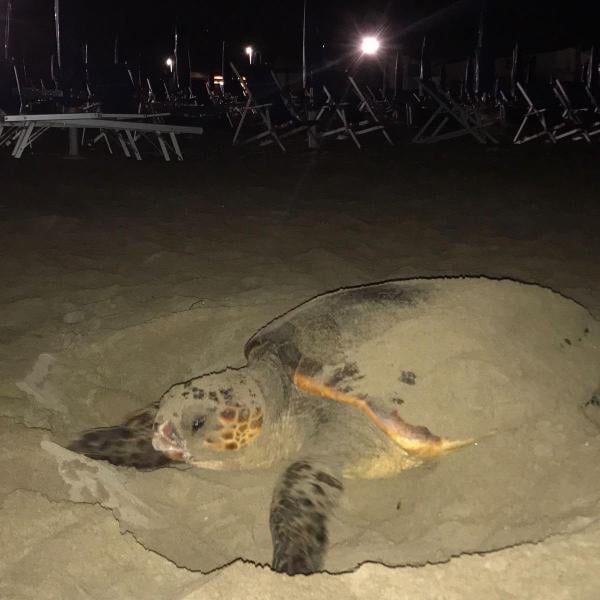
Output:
1 112 204 161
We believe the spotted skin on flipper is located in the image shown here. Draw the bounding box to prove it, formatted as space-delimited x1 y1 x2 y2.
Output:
270 460 343 575
68 400 176 469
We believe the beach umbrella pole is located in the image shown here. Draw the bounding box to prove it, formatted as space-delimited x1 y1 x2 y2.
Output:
302 0 307 90
3 0 12 60
54 0 61 68
221 40 225 92
174 26 179 90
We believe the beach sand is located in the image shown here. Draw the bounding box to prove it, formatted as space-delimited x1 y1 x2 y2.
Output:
1 137 599 599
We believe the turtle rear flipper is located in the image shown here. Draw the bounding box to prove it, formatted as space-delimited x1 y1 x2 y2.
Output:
270 459 343 575
68 406 175 470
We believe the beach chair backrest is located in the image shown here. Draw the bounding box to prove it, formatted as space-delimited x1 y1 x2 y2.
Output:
557 80 593 110
233 63 295 125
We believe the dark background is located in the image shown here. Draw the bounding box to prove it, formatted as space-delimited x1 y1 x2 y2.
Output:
3 1 600 78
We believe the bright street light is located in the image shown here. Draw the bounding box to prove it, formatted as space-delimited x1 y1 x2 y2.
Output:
165 57 174 72
360 36 380 56
245 45 254 64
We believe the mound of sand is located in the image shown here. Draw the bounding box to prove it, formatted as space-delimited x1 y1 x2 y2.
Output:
2 151 600 598
2 276 599 581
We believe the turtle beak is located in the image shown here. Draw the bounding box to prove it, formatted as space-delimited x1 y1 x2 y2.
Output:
152 420 188 461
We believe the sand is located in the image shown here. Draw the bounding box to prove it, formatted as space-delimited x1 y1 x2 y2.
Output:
1 138 600 599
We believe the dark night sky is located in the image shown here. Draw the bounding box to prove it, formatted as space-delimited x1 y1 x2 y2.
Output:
3 1 600 77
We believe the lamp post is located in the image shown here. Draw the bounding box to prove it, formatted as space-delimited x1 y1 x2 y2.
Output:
165 57 174 73
360 36 380 56
245 46 254 65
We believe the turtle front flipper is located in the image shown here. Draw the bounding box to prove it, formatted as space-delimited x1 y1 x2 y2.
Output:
67 404 177 470
293 371 474 459
270 460 343 575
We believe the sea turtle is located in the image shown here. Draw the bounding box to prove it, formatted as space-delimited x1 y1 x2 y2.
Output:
68 277 600 574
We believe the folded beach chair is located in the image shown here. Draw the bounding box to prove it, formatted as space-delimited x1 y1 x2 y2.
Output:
412 79 498 144
347 76 393 145
0 60 26 153
390 89 423 127
229 62 308 152
513 82 580 144
552 80 600 141
584 84 600 114
363 85 389 115
314 70 393 148
309 70 358 146
205 81 239 127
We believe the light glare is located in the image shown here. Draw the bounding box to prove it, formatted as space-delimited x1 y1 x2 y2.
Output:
361 36 380 55
245 46 253 56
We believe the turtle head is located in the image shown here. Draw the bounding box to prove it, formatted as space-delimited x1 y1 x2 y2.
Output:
152 369 265 468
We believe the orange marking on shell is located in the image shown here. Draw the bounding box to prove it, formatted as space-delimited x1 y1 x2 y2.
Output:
292 371 474 458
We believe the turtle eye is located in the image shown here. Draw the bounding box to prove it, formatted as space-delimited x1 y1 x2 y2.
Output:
192 416 206 432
